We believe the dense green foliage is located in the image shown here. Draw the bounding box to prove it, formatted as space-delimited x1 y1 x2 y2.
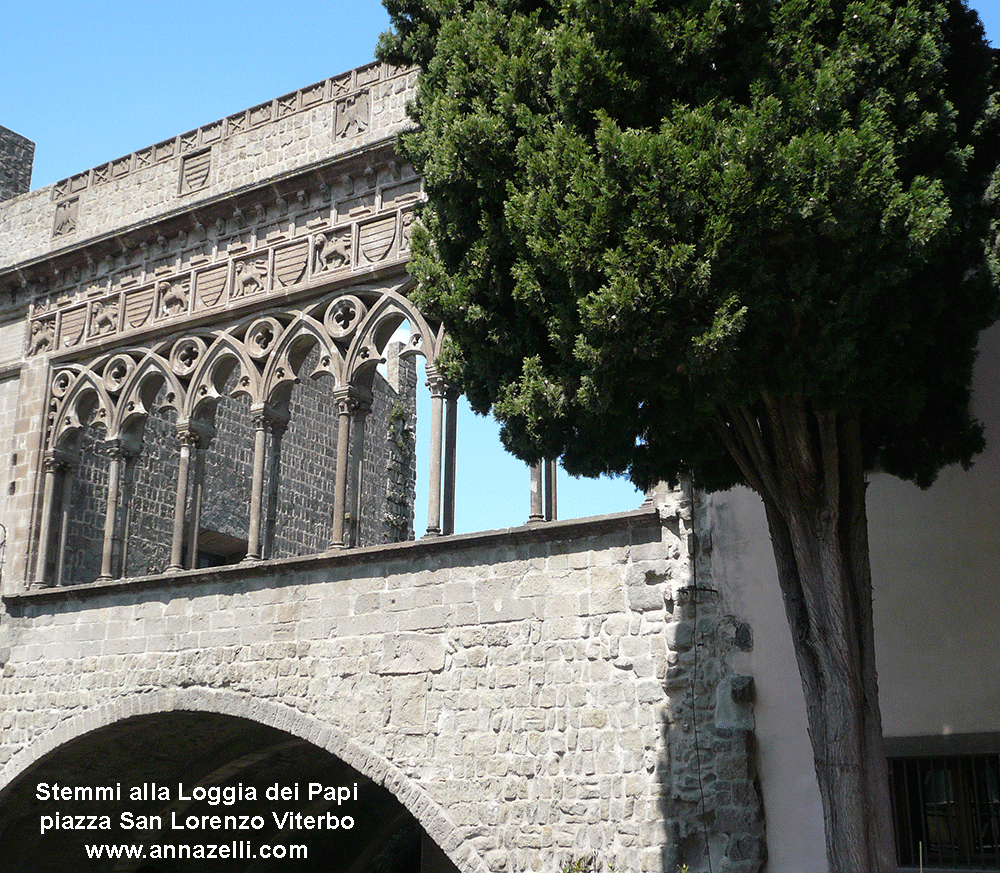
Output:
379 0 1000 493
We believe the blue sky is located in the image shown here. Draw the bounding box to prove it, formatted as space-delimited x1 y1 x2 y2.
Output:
4 0 999 534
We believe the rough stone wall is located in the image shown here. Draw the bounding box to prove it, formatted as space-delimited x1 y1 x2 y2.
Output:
656 488 766 873
200 390 255 546
270 357 339 558
0 491 764 873
122 404 179 578
62 427 109 586
357 342 418 546
0 127 33 204
54 347 417 578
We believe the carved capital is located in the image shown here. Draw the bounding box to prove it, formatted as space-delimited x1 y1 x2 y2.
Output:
266 416 290 439
332 386 371 418
425 365 448 399
44 450 76 474
175 423 203 448
105 440 128 462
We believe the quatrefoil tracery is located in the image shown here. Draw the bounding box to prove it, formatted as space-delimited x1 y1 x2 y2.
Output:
46 283 443 452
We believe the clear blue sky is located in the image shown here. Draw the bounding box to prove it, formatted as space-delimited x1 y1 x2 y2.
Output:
4 0 999 534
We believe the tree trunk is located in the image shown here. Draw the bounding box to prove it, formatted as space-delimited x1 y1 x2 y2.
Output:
716 399 897 873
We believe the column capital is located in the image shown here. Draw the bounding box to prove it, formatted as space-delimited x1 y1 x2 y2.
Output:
332 385 372 417
44 449 78 473
176 419 214 448
424 364 449 398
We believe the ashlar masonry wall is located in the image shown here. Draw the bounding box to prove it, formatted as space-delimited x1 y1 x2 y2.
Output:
0 489 764 873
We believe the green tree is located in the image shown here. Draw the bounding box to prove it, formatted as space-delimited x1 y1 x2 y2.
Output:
378 1 1000 870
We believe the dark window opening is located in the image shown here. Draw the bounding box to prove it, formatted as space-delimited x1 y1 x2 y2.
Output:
890 753 1000 870
189 529 247 569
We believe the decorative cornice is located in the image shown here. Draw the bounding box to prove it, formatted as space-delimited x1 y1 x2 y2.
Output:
25 156 423 358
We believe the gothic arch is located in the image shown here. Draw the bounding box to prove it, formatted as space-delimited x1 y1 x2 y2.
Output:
33 278 454 584
346 287 442 384
259 311 344 407
0 688 487 873
49 366 113 451
111 350 184 438
184 332 261 422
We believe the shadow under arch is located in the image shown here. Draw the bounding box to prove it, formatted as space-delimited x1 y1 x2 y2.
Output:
0 689 485 873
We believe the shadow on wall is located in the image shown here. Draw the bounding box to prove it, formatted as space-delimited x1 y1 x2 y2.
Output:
656 584 766 873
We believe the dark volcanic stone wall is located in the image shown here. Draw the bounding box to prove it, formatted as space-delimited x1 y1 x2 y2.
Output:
60 346 417 580
0 126 34 203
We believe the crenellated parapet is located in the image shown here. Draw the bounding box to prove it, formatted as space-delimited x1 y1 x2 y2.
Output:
0 63 417 270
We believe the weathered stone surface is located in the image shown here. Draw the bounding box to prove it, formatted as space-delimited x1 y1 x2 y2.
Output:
0 126 33 204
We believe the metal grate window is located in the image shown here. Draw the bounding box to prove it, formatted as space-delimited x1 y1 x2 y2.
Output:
890 754 1000 869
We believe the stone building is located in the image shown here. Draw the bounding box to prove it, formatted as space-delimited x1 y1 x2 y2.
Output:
0 59 996 873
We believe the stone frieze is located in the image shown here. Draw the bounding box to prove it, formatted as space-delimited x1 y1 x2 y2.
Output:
28 160 422 357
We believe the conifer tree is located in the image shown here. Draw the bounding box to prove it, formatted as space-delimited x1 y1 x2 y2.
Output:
379 2 1000 869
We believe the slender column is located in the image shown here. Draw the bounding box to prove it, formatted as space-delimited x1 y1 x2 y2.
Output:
329 390 355 549
544 458 558 521
346 402 371 548
424 368 446 537
168 425 198 571
34 454 61 585
97 442 126 581
186 436 211 570
54 461 75 586
528 461 544 523
442 388 458 536
262 418 287 560
244 409 269 562
119 451 140 578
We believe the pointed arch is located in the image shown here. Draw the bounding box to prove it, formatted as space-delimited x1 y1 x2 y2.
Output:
259 312 344 406
49 368 114 451
345 287 442 385
185 332 261 422
110 350 184 439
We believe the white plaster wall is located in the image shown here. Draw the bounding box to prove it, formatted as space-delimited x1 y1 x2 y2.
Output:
709 489 827 873
709 321 1000 873
868 321 1000 738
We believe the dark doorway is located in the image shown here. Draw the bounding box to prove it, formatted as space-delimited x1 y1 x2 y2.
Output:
0 711 457 873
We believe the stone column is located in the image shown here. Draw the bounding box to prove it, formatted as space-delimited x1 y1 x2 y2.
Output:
97 442 127 582
545 458 558 521
442 387 458 536
186 434 212 570
346 401 371 548
329 389 356 550
424 367 446 537
168 425 199 572
34 453 63 585
528 461 544 523
244 409 269 562
262 417 287 560
54 460 75 586
118 449 140 578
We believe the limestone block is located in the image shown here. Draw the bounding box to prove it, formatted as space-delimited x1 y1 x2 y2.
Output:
376 632 446 675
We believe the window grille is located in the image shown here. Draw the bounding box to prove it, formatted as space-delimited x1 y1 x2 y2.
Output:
890 753 1000 869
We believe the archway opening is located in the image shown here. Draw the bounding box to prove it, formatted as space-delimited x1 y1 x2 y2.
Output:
0 711 458 873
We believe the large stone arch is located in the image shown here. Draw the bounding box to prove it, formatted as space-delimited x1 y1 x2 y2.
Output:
0 687 487 873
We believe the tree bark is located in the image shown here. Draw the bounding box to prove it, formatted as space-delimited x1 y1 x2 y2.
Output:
716 399 897 873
